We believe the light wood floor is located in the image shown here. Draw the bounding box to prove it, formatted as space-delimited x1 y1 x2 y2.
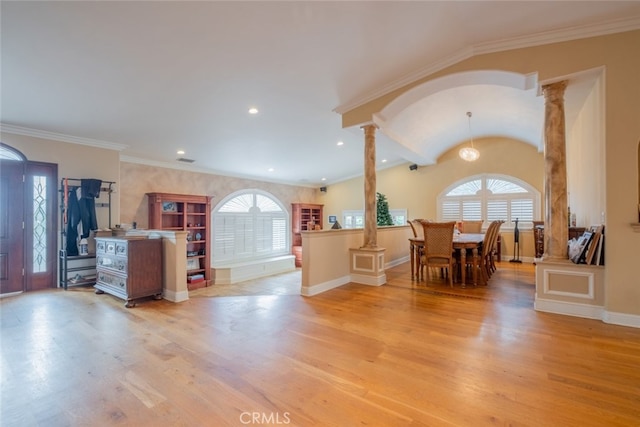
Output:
2 262 640 426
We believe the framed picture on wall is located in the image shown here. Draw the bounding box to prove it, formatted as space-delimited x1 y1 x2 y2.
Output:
328 215 337 223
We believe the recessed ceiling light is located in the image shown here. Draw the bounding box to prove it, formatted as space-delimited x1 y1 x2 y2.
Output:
337 141 344 146
321 177 326 181
248 107 259 114
177 150 185 155
381 159 387 163
268 167 274 172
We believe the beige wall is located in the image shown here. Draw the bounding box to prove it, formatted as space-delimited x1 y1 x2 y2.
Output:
567 74 606 227
341 30 640 317
321 136 545 259
0 132 121 229
301 226 411 296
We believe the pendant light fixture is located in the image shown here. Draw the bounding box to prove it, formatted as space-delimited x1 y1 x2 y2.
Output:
459 111 480 162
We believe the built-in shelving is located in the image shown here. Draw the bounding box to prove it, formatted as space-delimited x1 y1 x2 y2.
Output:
291 203 323 268
147 192 212 289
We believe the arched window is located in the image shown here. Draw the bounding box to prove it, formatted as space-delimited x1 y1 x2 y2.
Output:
212 189 289 264
0 143 26 161
438 174 541 229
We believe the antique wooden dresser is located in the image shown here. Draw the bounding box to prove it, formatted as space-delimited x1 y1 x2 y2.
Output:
94 236 163 308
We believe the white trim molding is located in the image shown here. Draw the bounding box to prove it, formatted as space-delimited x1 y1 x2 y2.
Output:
334 16 640 114
301 275 351 297
1 123 128 151
543 268 595 300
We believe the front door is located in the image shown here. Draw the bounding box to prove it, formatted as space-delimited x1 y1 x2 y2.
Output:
0 160 26 293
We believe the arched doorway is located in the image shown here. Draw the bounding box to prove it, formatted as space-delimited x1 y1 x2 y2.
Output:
0 143 58 294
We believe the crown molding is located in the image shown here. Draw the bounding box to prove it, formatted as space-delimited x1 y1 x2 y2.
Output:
474 15 640 56
334 16 640 115
0 123 128 151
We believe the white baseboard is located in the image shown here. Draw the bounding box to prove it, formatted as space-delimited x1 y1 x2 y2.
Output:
535 298 640 329
301 275 351 297
213 255 296 285
351 273 387 286
534 298 604 319
603 311 640 328
386 255 409 269
164 289 189 303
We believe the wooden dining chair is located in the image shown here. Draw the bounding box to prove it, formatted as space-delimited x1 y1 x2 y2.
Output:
461 220 484 233
407 219 424 239
419 221 456 287
411 219 425 240
483 220 504 276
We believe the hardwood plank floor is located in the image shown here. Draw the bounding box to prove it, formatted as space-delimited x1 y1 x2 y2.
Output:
2 261 640 426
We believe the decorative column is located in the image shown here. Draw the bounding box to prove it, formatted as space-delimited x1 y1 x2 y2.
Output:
348 123 386 286
362 124 378 249
541 80 569 260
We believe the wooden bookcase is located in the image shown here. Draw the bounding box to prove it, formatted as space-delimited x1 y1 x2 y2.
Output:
291 203 323 267
147 192 212 289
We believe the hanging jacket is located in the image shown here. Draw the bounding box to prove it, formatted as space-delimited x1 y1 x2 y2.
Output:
65 187 81 255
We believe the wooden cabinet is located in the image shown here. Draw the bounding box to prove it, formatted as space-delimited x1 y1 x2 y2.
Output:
533 221 544 259
146 192 212 289
532 223 587 259
291 203 323 267
94 236 162 308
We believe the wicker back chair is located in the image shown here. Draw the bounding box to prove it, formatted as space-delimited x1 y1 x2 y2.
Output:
483 220 504 277
411 219 425 240
408 220 417 238
461 220 484 233
419 221 456 287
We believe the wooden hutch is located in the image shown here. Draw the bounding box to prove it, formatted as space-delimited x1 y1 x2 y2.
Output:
291 203 323 267
147 192 212 289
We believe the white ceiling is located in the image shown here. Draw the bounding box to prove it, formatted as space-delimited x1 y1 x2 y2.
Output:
2 2 640 186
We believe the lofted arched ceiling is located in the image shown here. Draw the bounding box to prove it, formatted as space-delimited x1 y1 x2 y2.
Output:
373 71 545 165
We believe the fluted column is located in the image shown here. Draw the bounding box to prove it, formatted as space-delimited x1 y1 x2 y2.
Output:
362 124 377 249
542 80 569 260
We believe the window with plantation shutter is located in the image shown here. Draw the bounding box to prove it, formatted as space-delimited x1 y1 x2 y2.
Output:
342 209 408 228
438 174 540 229
213 190 289 263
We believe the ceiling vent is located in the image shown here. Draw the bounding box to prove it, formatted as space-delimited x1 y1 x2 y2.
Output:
177 157 195 163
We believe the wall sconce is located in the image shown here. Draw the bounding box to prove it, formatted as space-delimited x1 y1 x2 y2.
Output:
409 164 418 171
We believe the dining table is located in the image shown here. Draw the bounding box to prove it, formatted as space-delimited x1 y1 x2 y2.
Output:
409 233 487 287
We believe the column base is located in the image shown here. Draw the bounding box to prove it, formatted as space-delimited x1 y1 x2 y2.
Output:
349 247 386 286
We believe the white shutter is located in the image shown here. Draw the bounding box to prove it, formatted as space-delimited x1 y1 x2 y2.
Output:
511 199 534 223
487 199 508 221
234 214 253 259
441 201 460 221
462 199 482 220
439 174 540 227
213 190 288 263
213 215 235 262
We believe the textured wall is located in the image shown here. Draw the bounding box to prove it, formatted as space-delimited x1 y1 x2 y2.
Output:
119 162 318 229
